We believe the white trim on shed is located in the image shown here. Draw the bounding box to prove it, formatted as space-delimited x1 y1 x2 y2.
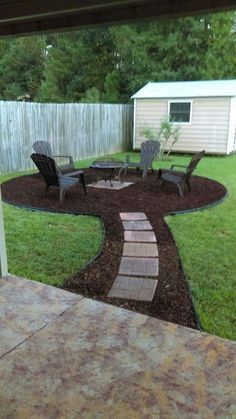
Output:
167 99 193 125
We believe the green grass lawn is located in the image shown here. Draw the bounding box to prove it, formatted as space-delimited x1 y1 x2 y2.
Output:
1 152 235 340
150 153 236 341
1 168 103 287
4 205 102 287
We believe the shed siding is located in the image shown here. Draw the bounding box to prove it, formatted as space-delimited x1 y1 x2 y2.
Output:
134 97 231 154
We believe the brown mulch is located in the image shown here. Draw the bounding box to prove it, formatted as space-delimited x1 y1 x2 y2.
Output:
2 169 227 329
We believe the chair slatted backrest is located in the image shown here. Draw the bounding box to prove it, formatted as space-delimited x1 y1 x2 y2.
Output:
33 141 53 157
31 153 60 187
184 150 205 180
140 140 160 167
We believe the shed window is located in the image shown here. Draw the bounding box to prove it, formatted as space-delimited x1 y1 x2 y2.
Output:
169 102 191 123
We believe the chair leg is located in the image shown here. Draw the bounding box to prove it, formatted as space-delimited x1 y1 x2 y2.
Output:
142 167 148 178
157 169 162 180
80 173 87 195
186 180 191 192
60 187 65 202
177 182 185 197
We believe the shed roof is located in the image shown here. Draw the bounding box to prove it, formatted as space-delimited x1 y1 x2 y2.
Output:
131 80 236 99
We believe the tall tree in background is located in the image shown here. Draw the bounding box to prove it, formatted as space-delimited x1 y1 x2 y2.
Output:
38 29 116 103
0 12 235 103
108 14 234 101
0 36 46 100
37 33 87 102
202 12 236 79
39 12 235 103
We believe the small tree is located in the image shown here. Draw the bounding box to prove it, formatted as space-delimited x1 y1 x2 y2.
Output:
158 116 180 160
140 116 180 160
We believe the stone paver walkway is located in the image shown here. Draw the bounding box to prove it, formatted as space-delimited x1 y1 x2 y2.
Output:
0 275 235 418
122 220 153 230
124 230 157 242
119 256 159 277
108 212 159 301
110 275 158 301
123 242 158 257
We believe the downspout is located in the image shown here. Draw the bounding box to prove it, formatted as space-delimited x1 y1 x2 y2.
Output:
133 98 136 149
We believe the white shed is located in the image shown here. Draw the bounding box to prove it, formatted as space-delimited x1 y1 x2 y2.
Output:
131 80 236 154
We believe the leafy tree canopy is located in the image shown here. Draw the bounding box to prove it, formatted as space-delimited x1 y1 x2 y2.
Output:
0 12 235 103
0 36 46 100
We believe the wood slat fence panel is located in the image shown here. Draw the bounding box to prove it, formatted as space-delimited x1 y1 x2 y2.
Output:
0 101 133 173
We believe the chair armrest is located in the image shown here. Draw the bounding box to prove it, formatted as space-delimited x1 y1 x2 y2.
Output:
170 164 187 170
53 154 73 160
64 170 83 177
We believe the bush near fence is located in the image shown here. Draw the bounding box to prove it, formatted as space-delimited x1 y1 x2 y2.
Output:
0 101 133 173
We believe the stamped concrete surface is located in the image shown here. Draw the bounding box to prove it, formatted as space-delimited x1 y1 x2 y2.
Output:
0 276 235 418
0 275 81 358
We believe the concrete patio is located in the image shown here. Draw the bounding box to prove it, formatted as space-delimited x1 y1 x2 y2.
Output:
0 274 235 418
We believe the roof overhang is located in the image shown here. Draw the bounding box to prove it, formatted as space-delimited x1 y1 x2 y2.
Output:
0 0 235 38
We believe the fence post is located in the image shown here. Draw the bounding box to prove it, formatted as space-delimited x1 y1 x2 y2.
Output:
0 185 8 277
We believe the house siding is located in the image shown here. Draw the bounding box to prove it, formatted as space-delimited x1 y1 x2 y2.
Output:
134 97 231 154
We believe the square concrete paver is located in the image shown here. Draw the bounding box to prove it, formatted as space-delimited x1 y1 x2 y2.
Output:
123 242 158 257
119 257 159 277
124 230 157 243
88 180 133 190
119 212 147 221
108 275 158 301
122 220 153 231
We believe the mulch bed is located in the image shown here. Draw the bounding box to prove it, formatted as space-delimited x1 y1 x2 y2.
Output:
2 169 227 329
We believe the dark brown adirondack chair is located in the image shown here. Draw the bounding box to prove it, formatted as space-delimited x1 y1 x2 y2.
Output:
157 150 205 197
33 141 75 172
31 153 86 202
125 140 160 177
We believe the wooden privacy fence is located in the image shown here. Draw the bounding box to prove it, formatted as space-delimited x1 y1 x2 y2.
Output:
0 101 133 173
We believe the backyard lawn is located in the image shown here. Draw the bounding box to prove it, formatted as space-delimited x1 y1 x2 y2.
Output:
1 165 103 287
162 153 236 340
0 153 235 340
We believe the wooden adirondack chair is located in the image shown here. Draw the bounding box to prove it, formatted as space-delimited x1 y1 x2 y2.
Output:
33 141 75 172
157 150 205 197
125 140 160 177
31 153 86 202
